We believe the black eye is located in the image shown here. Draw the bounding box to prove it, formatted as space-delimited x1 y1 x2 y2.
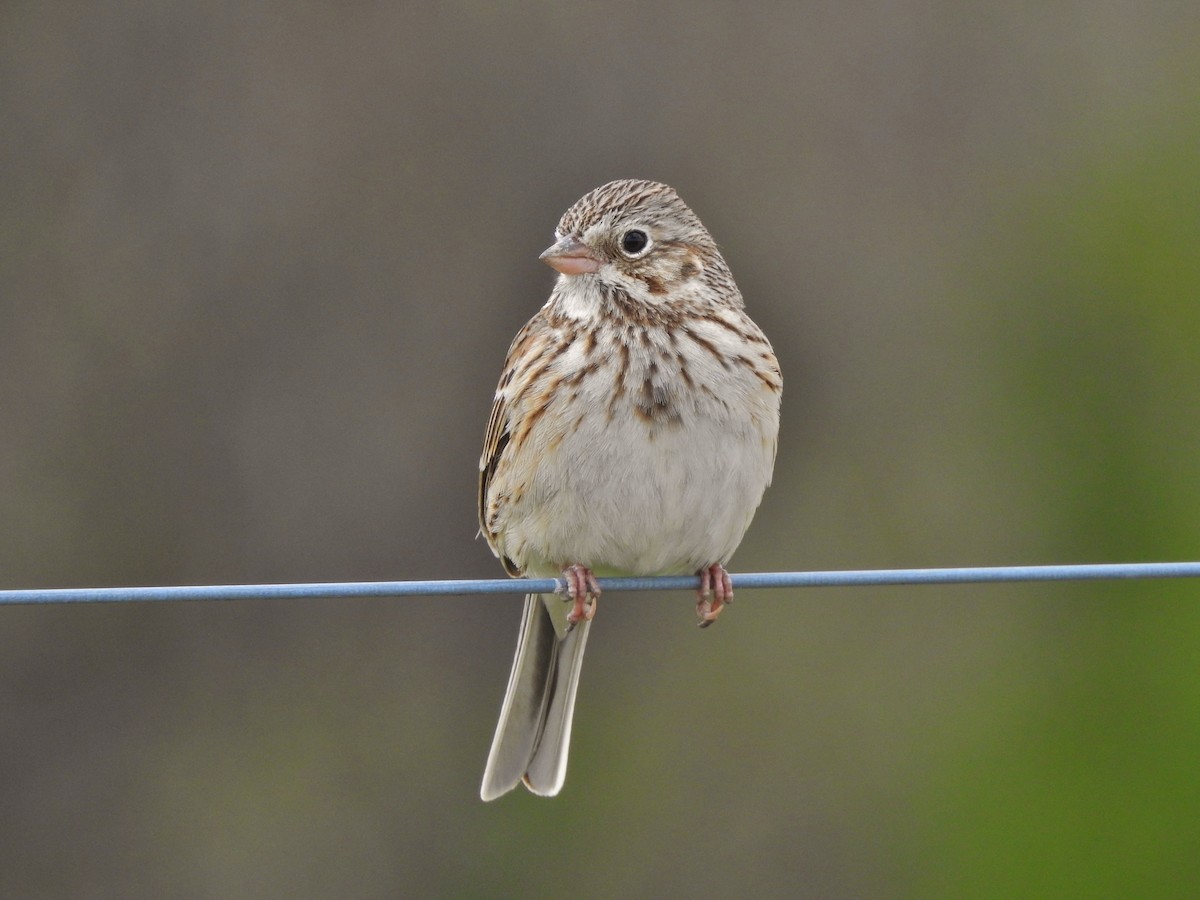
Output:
620 229 649 256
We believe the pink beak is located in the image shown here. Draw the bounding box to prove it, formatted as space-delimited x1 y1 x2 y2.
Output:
540 234 602 275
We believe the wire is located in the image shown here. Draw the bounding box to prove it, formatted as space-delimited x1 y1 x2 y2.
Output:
2 561 1199 606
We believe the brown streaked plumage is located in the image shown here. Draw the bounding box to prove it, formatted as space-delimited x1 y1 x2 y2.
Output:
479 179 781 800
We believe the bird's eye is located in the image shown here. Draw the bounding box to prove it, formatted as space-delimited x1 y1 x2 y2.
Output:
620 229 650 257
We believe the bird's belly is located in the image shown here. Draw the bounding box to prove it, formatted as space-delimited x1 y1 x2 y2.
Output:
506 407 775 577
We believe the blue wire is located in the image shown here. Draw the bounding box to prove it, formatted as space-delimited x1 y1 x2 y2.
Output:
2 562 1199 606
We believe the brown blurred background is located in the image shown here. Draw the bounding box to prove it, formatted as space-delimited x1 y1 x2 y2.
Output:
3 3 1199 897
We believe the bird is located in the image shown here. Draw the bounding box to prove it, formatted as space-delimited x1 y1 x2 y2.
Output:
478 179 781 800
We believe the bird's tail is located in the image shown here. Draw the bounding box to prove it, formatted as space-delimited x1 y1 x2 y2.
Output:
480 593 591 801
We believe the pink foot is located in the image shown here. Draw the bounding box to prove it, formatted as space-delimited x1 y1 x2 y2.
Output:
562 564 600 626
696 563 733 628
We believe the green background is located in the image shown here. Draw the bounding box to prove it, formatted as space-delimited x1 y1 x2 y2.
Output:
2 4 1199 897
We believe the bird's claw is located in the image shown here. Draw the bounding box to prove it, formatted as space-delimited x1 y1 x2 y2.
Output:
563 564 600 625
696 563 733 628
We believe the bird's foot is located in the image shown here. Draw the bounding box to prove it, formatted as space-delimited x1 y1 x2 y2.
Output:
696 563 733 628
562 564 600 625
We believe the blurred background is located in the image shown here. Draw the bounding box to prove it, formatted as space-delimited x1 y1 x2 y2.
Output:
2 3 1199 897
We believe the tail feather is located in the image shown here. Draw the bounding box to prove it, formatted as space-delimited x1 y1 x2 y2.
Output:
480 593 591 801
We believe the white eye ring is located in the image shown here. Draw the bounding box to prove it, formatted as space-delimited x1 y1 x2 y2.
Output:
619 229 652 258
